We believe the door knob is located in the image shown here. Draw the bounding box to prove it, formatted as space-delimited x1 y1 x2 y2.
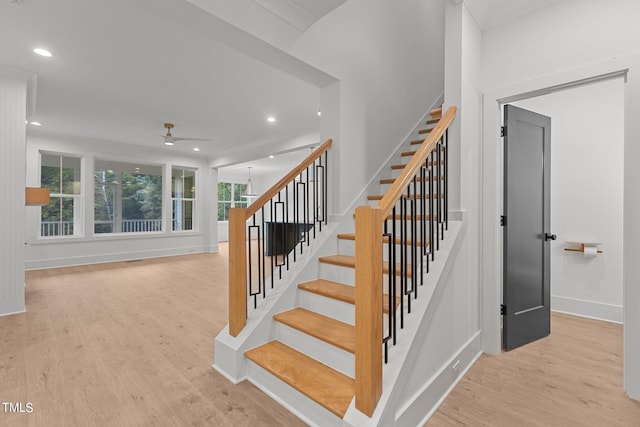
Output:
545 233 557 241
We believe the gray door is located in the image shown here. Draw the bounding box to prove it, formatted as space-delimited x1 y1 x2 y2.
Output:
503 104 554 350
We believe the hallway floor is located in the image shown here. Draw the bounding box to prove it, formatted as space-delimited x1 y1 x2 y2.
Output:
428 313 640 426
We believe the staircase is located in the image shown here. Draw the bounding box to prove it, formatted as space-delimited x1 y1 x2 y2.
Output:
242 106 448 423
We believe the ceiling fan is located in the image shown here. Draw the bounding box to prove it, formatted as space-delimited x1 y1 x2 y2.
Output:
159 123 210 146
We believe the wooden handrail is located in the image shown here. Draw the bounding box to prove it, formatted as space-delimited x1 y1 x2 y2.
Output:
354 106 456 416
378 107 456 218
229 138 333 337
245 139 332 218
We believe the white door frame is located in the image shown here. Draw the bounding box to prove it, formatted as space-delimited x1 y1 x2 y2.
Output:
480 56 639 398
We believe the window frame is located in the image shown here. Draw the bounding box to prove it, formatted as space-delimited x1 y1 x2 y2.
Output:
217 181 248 222
39 151 83 239
93 158 164 236
171 166 197 232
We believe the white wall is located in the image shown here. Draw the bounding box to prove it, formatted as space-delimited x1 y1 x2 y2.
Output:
482 0 640 91
478 0 640 399
0 67 30 316
514 78 624 323
289 0 445 214
25 133 217 269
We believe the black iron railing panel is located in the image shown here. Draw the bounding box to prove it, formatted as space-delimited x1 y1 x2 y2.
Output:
382 125 449 363
245 151 329 311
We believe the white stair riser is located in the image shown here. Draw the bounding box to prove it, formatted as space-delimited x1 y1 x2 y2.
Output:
298 290 354 325
338 239 431 261
274 322 355 378
319 262 355 284
246 361 345 427
319 262 421 287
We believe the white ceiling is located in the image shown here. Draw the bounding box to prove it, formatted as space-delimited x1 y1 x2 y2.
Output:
463 0 564 30
0 0 324 159
251 0 349 31
1 0 562 166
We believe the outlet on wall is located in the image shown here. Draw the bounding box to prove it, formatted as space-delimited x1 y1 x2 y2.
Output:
452 359 461 376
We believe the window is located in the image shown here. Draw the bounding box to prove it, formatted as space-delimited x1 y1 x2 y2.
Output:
217 182 247 221
94 160 163 234
40 153 82 237
172 168 196 231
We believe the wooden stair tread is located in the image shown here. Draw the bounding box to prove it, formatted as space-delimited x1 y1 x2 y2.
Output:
402 150 447 157
273 308 355 353
298 279 356 305
411 140 447 147
386 214 435 221
338 233 428 247
418 128 434 135
319 255 412 277
382 173 445 181
368 194 443 200
426 118 440 124
298 279 400 314
244 341 354 418
429 107 442 118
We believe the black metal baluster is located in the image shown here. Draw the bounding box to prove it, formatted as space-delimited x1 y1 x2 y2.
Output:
445 129 449 231
421 165 429 274
439 136 444 240
383 219 392 364
261 206 267 290
436 141 441 250
400 199 410 314
393 206 402 330
284 186 290 271
312 163 317 240
324 151 329 225
429 154 435 262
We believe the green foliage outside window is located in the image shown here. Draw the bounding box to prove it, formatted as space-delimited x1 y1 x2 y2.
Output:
41 154 80 237
217 182 247 221
94 161 163 234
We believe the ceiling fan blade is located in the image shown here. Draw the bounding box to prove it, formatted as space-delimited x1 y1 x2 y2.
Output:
133 125 163 138
171 137 212 142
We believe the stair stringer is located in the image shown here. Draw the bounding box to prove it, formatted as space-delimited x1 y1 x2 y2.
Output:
213 222 339 383
342 219 476 427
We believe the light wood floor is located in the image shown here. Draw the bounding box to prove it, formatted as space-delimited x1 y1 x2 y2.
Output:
1 244 305 427
2 249 639 426
428 313 640 426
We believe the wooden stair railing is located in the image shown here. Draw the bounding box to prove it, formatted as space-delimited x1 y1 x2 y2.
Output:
229 139 332 337
354 106 457 415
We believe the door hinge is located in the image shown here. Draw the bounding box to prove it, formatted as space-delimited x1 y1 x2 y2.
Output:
501 304 506 316
500 215 506 226
501 126 506 137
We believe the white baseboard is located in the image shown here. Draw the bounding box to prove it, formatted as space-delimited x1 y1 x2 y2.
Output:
25 246 208 270
552 295 623 324
0 307 26 317
398 331 482 426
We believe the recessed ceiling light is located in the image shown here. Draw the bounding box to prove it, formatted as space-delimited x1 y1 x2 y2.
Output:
266 116 276 123
317 109 322 116
29 121 42 126
164 141 174 146
33 48 52 58
269 155 275 159
193 147 200 152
